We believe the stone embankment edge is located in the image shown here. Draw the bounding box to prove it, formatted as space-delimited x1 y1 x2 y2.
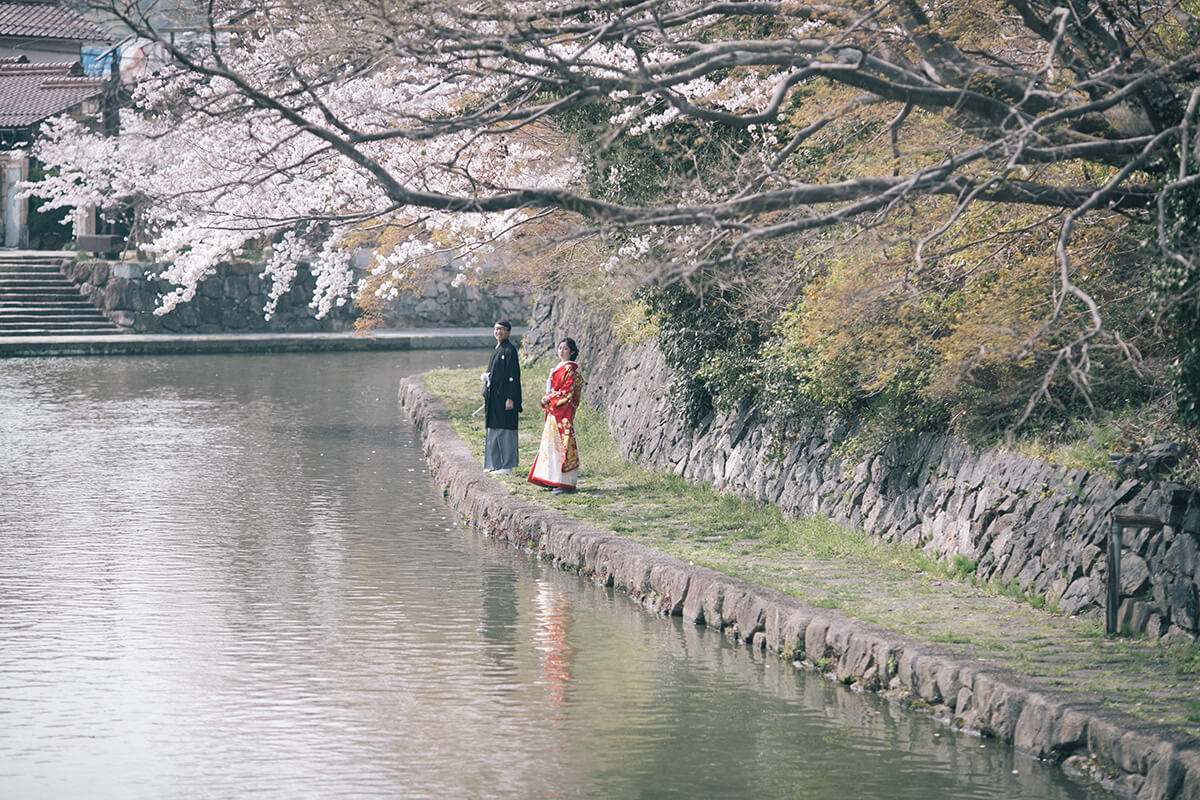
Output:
0 332 498 358
399 375 1200 800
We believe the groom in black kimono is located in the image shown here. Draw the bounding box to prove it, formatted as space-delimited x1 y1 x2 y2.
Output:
483 320 522 473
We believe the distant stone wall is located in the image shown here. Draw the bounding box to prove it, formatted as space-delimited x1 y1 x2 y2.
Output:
62 257 531 333
62 259 354 333
352 253 530 329
528 292 1200 643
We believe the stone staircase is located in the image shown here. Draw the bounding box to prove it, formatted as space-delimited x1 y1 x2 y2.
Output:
0 255 121 336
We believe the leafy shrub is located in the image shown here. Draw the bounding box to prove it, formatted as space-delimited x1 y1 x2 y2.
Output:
641 283 765 425
1152 185 1200 428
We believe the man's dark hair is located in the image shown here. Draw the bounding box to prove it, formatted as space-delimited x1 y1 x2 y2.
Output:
495 320 512 331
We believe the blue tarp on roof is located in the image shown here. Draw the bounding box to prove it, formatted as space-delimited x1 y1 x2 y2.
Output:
80 46 114 79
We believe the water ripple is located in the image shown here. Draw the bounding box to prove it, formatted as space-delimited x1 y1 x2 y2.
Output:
0 353 1100 799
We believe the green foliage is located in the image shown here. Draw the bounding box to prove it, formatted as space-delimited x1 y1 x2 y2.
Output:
550 24 1198 454
554 100 751 207
1168 642 1200 675
995 577 1050 610
611 295 658 345
948 554 978 582
641 283 764 425
1151 185 1200 429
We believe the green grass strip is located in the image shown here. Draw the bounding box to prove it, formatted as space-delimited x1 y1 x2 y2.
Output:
420 364 1200 736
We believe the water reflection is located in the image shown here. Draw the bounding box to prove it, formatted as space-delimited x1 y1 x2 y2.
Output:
0 353 1106 799
533 581 572 721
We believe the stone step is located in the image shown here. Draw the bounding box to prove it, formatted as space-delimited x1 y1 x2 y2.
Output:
0 256 68 265
0 298 94 307
0 269 74 277
0 327 120 337
0 291 87 303
0 313 112 325
0 256 120 334
0 308 111 319
0 280 80 291
0 265 62 274
0 318 116 330
0 274 75 283
0 267 70 277
0 306 106 317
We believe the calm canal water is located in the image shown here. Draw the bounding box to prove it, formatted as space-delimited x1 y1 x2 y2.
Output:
0 352 1106 799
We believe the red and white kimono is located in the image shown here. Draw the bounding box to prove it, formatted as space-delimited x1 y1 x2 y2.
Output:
527 360 581 490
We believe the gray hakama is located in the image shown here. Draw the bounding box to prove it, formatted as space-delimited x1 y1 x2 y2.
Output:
484 427 519 471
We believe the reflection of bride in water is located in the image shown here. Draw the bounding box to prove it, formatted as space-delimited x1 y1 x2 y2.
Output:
533 581 571 720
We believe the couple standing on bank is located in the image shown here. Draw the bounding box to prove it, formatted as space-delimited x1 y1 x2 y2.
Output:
482 321 582 493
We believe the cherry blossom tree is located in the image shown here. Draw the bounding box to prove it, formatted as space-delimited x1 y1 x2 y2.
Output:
30 0 1200 423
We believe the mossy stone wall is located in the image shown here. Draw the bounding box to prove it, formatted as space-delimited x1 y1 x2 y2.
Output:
527 291 1200 643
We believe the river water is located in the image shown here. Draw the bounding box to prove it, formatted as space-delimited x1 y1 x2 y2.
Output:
0 351 1105 799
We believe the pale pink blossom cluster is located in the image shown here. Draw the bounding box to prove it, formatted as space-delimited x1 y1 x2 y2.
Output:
26 4 813 316
29 28 578 318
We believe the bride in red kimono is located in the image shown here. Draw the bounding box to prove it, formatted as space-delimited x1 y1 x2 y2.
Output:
528 338 582 493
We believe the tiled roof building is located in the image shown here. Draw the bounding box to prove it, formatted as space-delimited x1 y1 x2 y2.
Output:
0 0 112 45
0 56 107 128
0 2 117 248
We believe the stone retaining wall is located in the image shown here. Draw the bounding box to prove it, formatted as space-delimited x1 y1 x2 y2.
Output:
350 250 529 329
398 376 1200 800
525 292 1200 644
61 257 530 333
62 259 352 333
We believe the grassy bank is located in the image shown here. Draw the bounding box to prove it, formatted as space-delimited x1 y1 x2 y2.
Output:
420 363 1200 735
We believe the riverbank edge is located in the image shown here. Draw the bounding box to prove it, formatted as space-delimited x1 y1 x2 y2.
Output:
0 329 507 358
399 375 1200 800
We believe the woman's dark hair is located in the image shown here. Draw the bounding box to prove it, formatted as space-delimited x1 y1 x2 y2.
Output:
560 337 579 361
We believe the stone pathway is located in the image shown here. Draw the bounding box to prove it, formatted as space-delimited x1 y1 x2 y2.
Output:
566 484 1200 736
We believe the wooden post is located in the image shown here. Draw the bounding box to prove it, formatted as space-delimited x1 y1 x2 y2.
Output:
1106 519 1122 636
1107 513 1164 637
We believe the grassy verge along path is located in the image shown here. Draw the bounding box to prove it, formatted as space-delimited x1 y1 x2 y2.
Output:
421 365 1200 738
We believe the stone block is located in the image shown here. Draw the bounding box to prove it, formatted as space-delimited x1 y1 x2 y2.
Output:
1117 599 1157 636
89 261 110 284
102 280 143 312
175 304 200 329
199 275 223 298
935 663 963 708
1142 748 1190 800
1167 578 1199 630
224 276 250 301
158 312 182 332
1059 575 1103 616
964 673 1024 740
912 652 945 704
833 631 878 687
680 573 720 627
1183 498 1200 535
954 686 973 721
724 586 769 643
1013 698 1088 759
605 543 652 596
1164 535 1200 579
111 262 145 279
647 561 690 616
804 617 832 666
770 609 812 661
1120 552 1151 596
